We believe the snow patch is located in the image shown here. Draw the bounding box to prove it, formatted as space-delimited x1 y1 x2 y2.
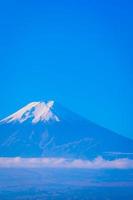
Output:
0 101 60 124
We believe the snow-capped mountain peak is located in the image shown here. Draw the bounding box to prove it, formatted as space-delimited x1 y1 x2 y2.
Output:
0 100 133 159
0 101 60 124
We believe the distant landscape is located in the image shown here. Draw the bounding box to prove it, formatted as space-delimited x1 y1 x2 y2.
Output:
0 101 133 199
0 168 133 200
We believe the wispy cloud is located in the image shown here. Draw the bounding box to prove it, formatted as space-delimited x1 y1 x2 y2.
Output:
0 157 133 169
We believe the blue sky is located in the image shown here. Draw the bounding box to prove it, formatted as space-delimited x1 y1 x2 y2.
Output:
0 0 133 138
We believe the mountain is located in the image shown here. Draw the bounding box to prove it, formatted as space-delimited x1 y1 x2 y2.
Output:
0 100 133 160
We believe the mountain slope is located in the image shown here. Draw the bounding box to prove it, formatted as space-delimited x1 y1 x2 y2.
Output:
0 100 133 159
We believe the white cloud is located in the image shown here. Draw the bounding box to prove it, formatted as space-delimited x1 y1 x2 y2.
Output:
0 157 133 169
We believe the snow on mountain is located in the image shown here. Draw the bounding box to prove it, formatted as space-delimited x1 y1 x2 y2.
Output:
0 101 60 124
0 100 133 159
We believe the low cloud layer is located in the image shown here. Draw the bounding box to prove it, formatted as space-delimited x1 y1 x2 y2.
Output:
0 157 133 169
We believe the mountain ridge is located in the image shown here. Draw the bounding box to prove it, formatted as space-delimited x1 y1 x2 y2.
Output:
0 100 133 160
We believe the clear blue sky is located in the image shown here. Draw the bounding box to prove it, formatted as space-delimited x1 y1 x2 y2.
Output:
0 0 133 139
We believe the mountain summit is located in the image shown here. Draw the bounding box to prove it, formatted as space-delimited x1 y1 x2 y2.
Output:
0 101 59 124
0 100 133 159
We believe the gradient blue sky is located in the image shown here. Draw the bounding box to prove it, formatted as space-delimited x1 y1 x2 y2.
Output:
0 0 133 138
